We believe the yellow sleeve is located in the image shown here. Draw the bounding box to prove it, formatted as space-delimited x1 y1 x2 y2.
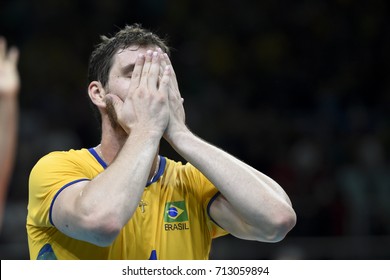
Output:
28 151 90 227
183 162 229 239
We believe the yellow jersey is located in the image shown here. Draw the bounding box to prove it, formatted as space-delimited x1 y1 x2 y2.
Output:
27 148 227 260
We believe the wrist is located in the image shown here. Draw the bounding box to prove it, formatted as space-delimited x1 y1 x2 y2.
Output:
0 95 18 111
0 93 18 102
129 127 164 142
165 126 193 149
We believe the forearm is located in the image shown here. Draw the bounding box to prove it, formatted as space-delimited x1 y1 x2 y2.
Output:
0 96 18 198
75 131 160 229
169 130 295 230
0 37 20 205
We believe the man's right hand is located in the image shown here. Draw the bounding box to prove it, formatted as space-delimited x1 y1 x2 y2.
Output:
105 50 171 137
0 37 20 99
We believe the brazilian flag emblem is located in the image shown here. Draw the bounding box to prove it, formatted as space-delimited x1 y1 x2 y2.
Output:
164 201 188 222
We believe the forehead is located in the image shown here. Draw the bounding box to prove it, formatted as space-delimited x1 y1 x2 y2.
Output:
113 45 154 68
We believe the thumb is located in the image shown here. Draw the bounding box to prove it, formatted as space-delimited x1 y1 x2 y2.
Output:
104 93 123 111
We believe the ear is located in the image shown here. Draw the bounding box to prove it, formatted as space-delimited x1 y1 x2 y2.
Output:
88 81 107 108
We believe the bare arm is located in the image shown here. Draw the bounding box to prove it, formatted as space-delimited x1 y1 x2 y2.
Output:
161 53 296 242
0 37 19 229
51 50 171 246
169 132 296 242
52 131 162 246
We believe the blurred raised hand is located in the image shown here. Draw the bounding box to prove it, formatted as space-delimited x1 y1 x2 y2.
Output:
0 37 20 98
0 36 20 232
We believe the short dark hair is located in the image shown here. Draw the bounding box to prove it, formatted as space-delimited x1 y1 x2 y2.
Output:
87 24 170 128
88 23 170 87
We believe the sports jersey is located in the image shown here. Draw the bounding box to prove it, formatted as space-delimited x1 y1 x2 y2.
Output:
27 148 228 260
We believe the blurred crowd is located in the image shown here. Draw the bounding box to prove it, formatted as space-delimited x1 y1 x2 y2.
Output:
0 0 389 259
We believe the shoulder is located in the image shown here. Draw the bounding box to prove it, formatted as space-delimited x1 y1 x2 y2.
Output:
28 148 102 197
29 148 101 180
32 148 91 169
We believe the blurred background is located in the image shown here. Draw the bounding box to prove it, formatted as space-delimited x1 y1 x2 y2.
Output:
1 0 390 259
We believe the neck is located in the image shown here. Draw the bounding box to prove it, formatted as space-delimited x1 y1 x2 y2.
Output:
99 117 128 165
96 142 160 182
97 119 160 182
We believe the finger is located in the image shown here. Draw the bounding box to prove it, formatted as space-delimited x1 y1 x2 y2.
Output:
159 56 166 72
163 53 179 89
7 47 19 66
158 65 171 94
158 61 166 87
0 37 5 60
147 51 160 89
157 48 167 81
139 50 153 86
104 93 130 133
128 53 145 92
104 93 123 112
161 53 182 101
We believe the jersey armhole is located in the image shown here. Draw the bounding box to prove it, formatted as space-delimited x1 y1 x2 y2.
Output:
207 191 224 229
49 178 90 226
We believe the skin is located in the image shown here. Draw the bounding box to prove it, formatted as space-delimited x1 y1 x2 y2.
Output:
51 45 297 247
0 37 19 232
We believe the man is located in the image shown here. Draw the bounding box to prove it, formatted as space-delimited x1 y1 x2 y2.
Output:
27 24 296 260
0 37 19 232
